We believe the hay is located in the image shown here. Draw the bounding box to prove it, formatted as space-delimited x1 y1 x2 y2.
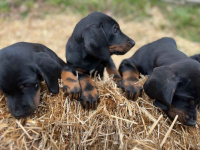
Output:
0 76 200 150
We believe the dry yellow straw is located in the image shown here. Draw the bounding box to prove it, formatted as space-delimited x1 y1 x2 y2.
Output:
50 136 59 150
108 115 138 125
148 114 163 135
15 120 32 140
141 107 156 122
0 95 4 102
160 115 178 148
0 76 199 149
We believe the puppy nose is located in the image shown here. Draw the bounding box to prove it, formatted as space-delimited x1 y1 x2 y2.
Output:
13 110 24 119
127 40 135 47
186 120 196 126
13 105 32 118
185 115 197 126
22 105 30 110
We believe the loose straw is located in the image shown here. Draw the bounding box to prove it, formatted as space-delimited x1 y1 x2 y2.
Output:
160 115 178 148
148 114 163 135
16 120 33 140
107 114 138 125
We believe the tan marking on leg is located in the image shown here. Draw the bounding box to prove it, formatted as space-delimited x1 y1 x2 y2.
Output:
34 88 41 109
61 70 81 99
79 75 98 109
121 70 142 101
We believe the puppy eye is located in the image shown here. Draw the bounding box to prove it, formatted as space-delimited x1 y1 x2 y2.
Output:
113 25 119 34
20 84 30 89
35 83 38 88
24 84 30 87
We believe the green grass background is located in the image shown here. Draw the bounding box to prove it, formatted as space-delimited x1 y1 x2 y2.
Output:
0 0 200 42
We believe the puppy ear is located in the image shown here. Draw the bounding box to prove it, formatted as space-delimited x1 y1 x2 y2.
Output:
190 54 200 63
34 52 61 94
144 66 178 109
82 22 110 61
153 100 168 111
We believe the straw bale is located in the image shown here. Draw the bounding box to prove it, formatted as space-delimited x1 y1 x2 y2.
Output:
0 75 200 150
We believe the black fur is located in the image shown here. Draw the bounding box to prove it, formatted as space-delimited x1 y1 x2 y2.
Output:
0 42 66 118
190 54 200 63
65 11 135 75
62 12 135 109
119 37 200 126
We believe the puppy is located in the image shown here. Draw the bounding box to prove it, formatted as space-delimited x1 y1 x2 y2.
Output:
190 54 200 62
119 37 200 126
0 42 66 118
62 12 135 109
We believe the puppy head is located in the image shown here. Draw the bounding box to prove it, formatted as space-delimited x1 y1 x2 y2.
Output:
82 12 135 61
144 61 200 126
0 52 61 118
0 64 41 118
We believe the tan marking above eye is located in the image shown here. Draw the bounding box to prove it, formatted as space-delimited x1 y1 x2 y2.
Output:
123 70 139 80
190 100 195 105
19 85 24 89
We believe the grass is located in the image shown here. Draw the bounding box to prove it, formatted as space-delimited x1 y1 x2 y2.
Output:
0 0 200 42
167 6 200 42
0 0 10 12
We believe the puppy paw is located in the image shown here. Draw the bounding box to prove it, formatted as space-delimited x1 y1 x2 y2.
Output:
113 77 122 87
79 75 99 109
80 88 99 109
121 79 143 101
61 71 81 99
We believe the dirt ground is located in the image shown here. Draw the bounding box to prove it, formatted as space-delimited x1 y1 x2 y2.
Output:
0 9 200 70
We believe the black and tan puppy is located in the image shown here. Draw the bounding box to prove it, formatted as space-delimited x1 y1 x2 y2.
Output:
119 37 200 126
61 12 135 109
0 42 66 118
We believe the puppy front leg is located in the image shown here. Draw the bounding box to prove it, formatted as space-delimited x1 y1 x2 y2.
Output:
106 58 122 87
79 74 99 109
119 59 143 101
61 66 81 99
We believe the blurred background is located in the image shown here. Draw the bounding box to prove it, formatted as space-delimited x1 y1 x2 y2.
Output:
0 0 200 70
